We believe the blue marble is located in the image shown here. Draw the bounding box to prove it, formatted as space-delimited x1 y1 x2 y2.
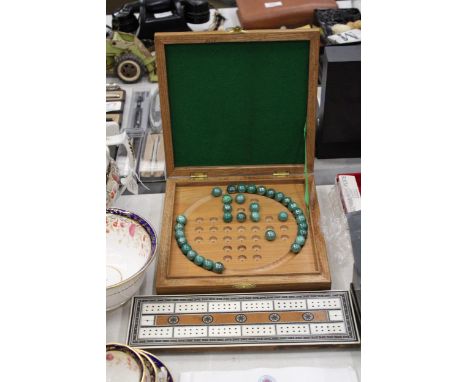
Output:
236 212 247 222
266 188 276 198
287 202 298 212
281 197 292 206
223 212 233 223
203 258 214 270
177 236 187 246
213 262 225 273
237 183 247 193
250 211 260 222
291 243 301 254
211 187 222 197
181 243 192 255
265 229 276 241
222 194 233 204
257 186 267 195
174 229 185 239
249 202 260 212
194 255 205 266
235 194 246 204
278 211 288 222
295 235 306 246
176 215 187 225
247 184 257 193
223 204 233 213
274 192 285 202
227 184 237 194
186 250 197 261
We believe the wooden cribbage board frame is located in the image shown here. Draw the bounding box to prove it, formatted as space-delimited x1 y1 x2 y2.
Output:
154 30 331 294
127 291 360 349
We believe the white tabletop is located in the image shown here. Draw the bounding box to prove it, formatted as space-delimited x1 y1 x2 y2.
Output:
107 185 361 381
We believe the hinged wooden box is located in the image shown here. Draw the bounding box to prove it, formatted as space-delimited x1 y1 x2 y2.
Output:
154 30 331 294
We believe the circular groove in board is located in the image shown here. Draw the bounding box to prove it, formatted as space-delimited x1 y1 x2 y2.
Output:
181 193 305 274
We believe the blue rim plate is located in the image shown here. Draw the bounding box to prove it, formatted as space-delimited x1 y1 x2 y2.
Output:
139 350 174 382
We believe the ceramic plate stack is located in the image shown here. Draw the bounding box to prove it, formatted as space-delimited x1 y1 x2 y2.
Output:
106 343 173 382
106 209 157 310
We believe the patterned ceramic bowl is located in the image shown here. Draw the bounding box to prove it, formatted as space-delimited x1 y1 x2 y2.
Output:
106 209 157 311
139 350 174 382
106 343 148 382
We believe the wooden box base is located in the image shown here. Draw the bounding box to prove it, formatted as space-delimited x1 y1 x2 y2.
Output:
155 175 331 294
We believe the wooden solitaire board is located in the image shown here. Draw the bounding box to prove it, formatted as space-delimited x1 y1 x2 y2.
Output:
156 175 330 293
127 291 360 349
154 30 330 293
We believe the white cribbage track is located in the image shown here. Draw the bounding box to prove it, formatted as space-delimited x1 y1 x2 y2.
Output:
128 291 360 349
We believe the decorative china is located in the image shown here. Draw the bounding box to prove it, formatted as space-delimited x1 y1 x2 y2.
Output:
106 343 146 382
106 208 157 310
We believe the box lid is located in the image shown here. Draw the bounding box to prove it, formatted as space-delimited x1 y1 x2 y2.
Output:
155 30 320 178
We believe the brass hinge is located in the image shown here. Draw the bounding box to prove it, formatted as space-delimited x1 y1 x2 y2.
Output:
190 172 208 179
273 171 290 177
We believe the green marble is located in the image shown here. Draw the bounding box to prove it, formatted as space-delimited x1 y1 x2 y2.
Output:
175 229 185 239
223 204 233 213
293 208 303 217
222 194 233 204
235 194 246 204
296 215 307 224
194 254 205 266
274 192 284 202
278 211 288 222
177 237 187 246
181 243 192 255
298 228 308 238
227 184 237 194
266 188 276 198
236 212 247 222
295 235 306 246
291 243 301 254
250 211 260 222
176 215 187 225
174 223 184 231
249 202 260 212
203 258 214 270
287 202 298 212
298 222 308 231
282 197 292 206
213 262 225 273
257 186 266 195
237 183 247 193
186 250 197 261
265 229 276 241
211 187 222 197
223 212 233 223
247 184 257 193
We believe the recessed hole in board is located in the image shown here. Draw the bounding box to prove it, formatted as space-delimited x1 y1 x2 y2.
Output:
266 226 274 231
223 226 232 233
210 217 218 224
223 246 232 253
281 235 289 241
253 254 262 261
237 245 247 252
209 236 217 243
195 226 203 234
251 226 260 233
280 225 288 231
223 236 232 242
237 235 246 242
223 255 232 262
251 198 259 203
194 236 203 243
237 226 246 233
237 208 245 212
238 255 247 261
252 245 261 252
252 235 260 241
265 216 273 223
196 217 204 224
209 226 218 233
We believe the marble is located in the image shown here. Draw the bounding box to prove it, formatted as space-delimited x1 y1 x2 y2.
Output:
296 215 307 224
278 211 288 222
295 235 306 246
256 185 266 195
291 243 301 253
176 214 187 225
223 204 233 213
274 192 284 202
203 258 214 270
211 187 222 197
194 255 205 266
227 184 237 194
186 250 197 261
181 243 191 255
265 229 276 241
236 212 247 222
266 188 276 198
213 262 224 273
250 211 260 222
237 184 247 193
247 184 257 193
223 212 233 223
288 202 298 212
249 202 260 212
175 229 185 239
174 222 184 231
177 237 187 246
222 195 233 204
235 194 246 204
282 197 292 206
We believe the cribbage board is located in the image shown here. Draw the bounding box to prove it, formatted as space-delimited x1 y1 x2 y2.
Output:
127 291 360 349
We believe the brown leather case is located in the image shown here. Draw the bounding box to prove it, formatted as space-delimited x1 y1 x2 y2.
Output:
237 0 337 30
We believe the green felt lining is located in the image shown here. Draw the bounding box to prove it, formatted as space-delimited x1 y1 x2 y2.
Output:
165 40 310 168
